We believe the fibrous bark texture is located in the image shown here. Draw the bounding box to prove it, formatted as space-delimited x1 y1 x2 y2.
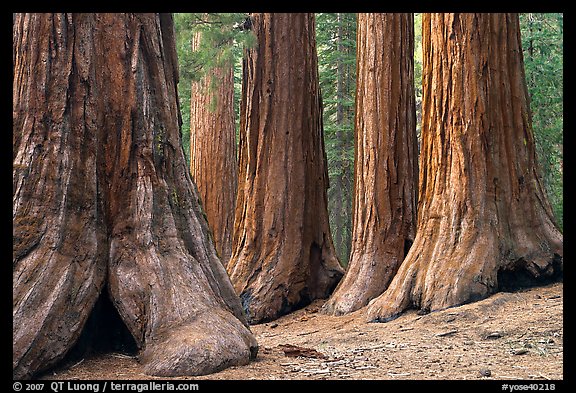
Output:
366 13 563 322
13 13 257 380
322 13 418 316
190 30 237 264
228 13 344 324
13 13 107 380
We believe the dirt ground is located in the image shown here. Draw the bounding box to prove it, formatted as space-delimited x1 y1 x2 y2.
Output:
40 282 563 381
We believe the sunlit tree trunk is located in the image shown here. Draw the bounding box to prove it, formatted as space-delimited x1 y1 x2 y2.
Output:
190 30 237 264
366 13 563 322
322 13 418 316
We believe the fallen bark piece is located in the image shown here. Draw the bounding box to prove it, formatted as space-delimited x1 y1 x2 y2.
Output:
297 329 320 336
435 329 459 337
323 359 347 366
278 344 327 359
353 365 378 370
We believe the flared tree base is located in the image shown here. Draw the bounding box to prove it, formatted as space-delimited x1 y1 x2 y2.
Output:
365 228 562 322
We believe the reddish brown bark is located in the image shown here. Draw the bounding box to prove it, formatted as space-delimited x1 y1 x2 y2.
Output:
190 30 237 264
13 13 257 379
322 13 418 316
13 13 107 379
228 13 344 324
366 13 563 322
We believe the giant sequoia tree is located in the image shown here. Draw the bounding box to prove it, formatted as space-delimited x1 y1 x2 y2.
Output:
190 29 237 264
13 13 257 379
322 13 418 316
228 13 344 324
366 13 563 322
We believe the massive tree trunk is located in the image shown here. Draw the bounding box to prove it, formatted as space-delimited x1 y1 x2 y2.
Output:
366 13 563 322
13 13 107 380
13 13 257 380
190 30 237 264
228 13 344 324
322 13 418 316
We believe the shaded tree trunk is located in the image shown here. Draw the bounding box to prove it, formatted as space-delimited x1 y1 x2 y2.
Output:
366 13 563 322
13 13 107 380
190 30 237 264
13 13 257 379
322 13 418 316
228 13 344 324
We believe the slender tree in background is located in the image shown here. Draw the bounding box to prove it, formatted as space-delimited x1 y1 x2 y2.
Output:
174 13 254 167
190 29 237 264
228 13 344 324
13 13 257 379
366 13 563 322
413 13 423 143
316 13 357 266
520 13 563 230
323 13 418 316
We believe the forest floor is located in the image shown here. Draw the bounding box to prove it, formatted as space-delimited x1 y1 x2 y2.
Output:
40 282 563 381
